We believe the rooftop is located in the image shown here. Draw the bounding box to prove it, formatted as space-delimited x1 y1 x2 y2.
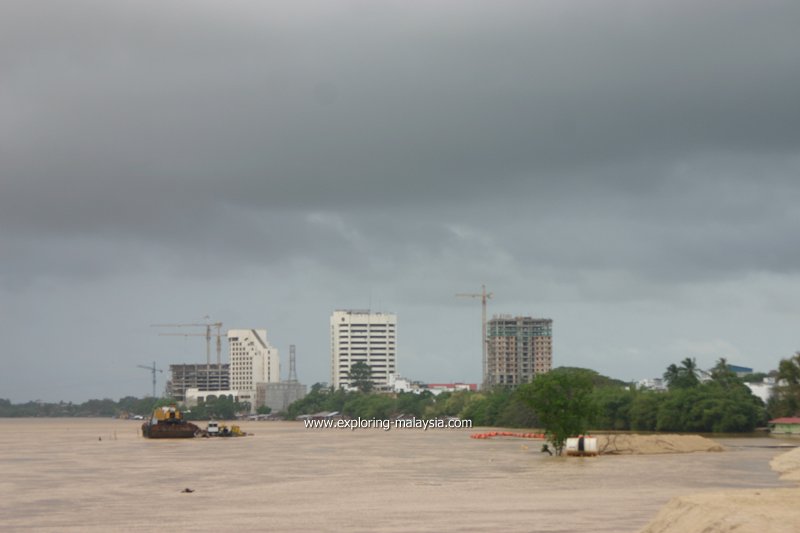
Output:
768 417 800 425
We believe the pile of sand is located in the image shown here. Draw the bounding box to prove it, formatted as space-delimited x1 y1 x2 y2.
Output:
770 445 800 481
638 487 800 533
638 446 800 533
597 434 725 455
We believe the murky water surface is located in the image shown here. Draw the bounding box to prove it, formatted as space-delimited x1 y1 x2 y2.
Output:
0 419 795 532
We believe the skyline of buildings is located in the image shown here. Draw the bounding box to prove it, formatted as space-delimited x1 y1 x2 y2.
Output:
159 308 774 409
165 308 556 409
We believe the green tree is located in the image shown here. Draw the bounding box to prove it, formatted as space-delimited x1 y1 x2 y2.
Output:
770 352 800 418
628 390 663 431
496 390 539 428
395 391 432 418
742 372 768 384
287 383 334 418
460 394 490 425
655 383 763 432
709 358 741 388
519 369 596 455
663 357 700 389
185 395 247 420
778 353 800 384
342 394 395 419
592 387 634 430
256 405 272 415
348 362 374 393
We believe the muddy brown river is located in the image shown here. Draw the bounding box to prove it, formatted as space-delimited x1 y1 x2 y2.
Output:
0 419 794 532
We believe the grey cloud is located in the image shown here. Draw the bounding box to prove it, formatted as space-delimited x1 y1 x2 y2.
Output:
2 1 800 400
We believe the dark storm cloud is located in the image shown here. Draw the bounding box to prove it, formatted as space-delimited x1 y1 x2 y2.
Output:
3 1 799 267
3 1 800 223
2 1 800 400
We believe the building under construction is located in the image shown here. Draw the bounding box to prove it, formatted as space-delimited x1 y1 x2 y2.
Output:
486 315 552 387
166 364 230 402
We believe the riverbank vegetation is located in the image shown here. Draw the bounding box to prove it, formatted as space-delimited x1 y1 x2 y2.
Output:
3 356 794 433
287 359 770 433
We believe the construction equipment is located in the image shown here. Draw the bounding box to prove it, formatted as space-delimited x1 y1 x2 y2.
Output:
151 319 224 390
456 284 493 389
141 405 200 439
137 361 163 397
203 422 248 437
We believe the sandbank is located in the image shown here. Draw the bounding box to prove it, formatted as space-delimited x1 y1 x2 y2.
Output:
639 446 800 533
597 433 725 455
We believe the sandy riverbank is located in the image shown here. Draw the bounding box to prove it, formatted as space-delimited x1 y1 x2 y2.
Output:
639 446 800 533
597 433 725 455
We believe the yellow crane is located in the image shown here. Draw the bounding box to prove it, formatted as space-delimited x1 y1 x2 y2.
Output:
151 319 224 389
456 284 493 389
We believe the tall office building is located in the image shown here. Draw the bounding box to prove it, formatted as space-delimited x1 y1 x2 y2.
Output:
331 310 397 390
227 329 280 407
486 315 552 387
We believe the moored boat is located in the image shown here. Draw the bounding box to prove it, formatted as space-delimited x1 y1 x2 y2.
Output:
141 405 200 439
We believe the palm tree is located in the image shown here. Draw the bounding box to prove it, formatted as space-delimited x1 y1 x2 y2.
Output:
663 358 700 389
681 357 700 387
777 352 800 386
710 358 740 388
773 352 800 417
663 364 680 387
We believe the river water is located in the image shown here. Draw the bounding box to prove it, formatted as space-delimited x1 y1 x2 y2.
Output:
0 419 795 532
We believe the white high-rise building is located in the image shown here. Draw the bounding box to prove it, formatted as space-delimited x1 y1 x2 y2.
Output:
331 310 396 390
227 329 280 408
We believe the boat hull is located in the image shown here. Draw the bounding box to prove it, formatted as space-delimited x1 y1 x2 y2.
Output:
141 421 200 439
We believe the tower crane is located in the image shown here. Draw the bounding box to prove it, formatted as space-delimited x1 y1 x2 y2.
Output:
137 361 163 398
151 320 225 390
456 284 493 389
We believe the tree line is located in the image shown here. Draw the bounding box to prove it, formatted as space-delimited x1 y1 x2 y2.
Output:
4 353 799 429
0 395 249 420
0 396 166 418
289 354 800 435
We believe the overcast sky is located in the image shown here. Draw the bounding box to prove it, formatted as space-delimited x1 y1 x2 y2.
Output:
2 1 799 402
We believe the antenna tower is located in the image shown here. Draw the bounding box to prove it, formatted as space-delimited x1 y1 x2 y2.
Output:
288 344 298 383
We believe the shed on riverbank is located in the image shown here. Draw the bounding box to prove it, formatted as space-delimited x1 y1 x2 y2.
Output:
769 417 800 435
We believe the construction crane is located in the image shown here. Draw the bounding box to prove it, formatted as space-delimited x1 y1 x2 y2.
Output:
151 319 224 390
456 284 493 389
137 361 163 398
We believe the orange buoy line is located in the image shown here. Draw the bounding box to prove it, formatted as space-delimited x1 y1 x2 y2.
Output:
470 431 545 439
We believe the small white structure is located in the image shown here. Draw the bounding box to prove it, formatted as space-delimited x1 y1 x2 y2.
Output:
746 378 775 404
426 383 478 396
637 378 667 391
184 388 240 407
388 374 418 393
